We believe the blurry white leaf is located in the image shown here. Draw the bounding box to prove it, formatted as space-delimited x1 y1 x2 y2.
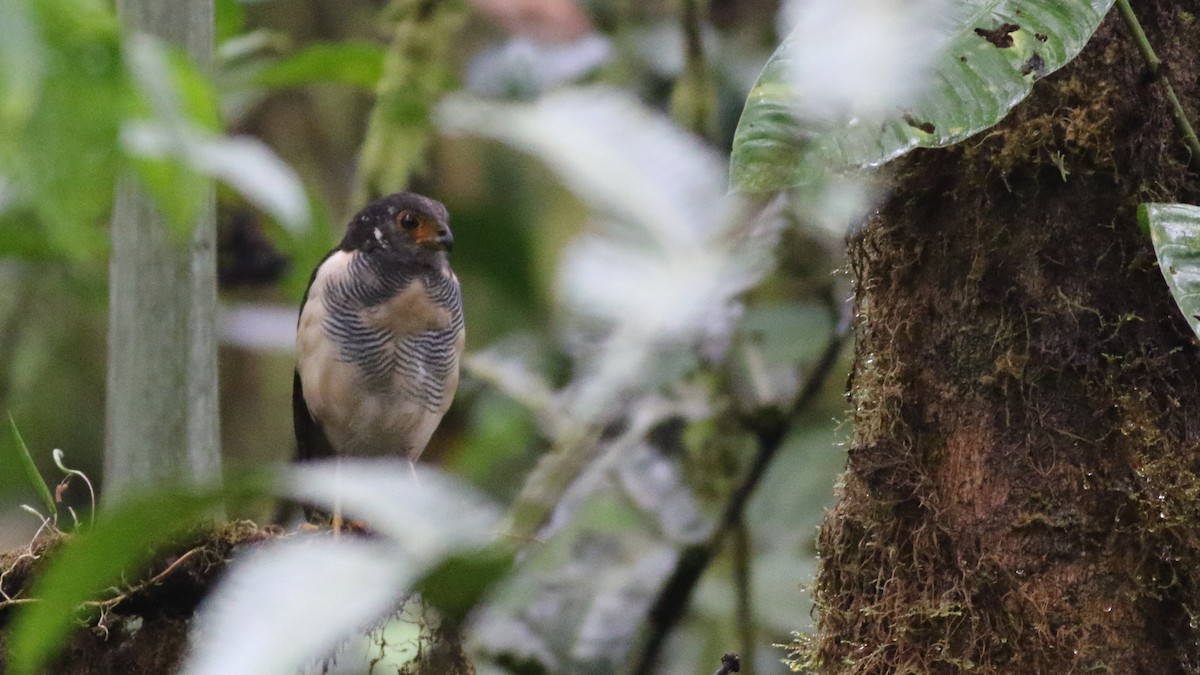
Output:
122 123 309 231
191 135 309 228
286 459 500 560
783 0 950 121
218 302 297 352
438 88 734 248
184 462 501 675
629 20 717 78
473 443 705 671
123 34 310 231
466 34 612 97
795 175 878 238
465 348 562 434
182 538 408 675
216 29 285 64
438 88 772 337
560 233 745 341
124 34 190 136
440 88 779 419
0 0 45 132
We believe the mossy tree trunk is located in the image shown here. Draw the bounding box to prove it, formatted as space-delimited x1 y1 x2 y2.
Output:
811 4 1200 672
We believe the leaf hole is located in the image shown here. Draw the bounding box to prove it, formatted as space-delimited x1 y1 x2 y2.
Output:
903 114 936 134
1021 53 1047 79
974 23 1020 48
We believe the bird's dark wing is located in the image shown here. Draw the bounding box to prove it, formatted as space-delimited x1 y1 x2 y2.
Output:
292 368 334 462
293 248 337 463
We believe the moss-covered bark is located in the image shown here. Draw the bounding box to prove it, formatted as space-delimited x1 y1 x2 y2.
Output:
804 3 1200 672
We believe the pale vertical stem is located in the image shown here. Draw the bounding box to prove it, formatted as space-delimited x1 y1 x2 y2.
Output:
104 0 221 508
670 0 717 139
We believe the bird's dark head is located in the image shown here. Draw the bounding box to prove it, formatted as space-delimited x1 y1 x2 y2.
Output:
340 192 454 256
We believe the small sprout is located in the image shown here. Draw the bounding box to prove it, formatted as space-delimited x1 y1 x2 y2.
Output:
52 448 96 526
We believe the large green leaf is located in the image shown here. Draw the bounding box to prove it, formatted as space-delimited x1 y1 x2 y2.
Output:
1141 203 1200 339
252 42 384 90
731 0 1115 192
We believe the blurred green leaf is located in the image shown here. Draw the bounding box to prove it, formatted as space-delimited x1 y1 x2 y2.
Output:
11 0 126 259
0 0 45 140
164 45 222 132
6 472 274 675
252 42 385 90
121 35 220 237
7 414 56 520
0 210 77 261
1141 203 1200 339
214 0 246 44
730 0 1115 192
270 189 336 299
121 36 310 234
450 388 542 497
415 544 514 623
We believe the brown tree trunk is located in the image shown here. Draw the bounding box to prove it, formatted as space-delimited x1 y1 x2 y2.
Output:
811 4 1200 673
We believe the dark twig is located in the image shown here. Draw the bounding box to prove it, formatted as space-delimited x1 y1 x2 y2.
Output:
628 301 852 675
732 516 755 675
714 652 741 675
1115 0 1200 168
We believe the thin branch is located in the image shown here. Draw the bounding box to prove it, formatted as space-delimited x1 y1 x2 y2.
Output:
0 597 39 610
628 301 852 675
83 546 205 610
1115 0 1200 168
732 516 755 675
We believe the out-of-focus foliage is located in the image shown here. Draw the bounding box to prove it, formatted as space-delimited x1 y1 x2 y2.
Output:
7 473 270 675
0 0 126 260
249 42 385 90
182 461 502 675
122 34 310 235
731 0 1116 191
355 0 468 200
0 0 309 259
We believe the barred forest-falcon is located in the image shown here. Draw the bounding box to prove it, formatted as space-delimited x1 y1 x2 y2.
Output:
293 192 464 466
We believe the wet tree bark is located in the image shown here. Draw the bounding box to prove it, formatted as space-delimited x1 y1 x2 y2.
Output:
810 4 1200 673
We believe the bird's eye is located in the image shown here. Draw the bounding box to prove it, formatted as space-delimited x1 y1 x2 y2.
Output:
398 212 419 230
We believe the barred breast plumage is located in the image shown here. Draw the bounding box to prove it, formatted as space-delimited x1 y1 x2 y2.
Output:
293 192 464 463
